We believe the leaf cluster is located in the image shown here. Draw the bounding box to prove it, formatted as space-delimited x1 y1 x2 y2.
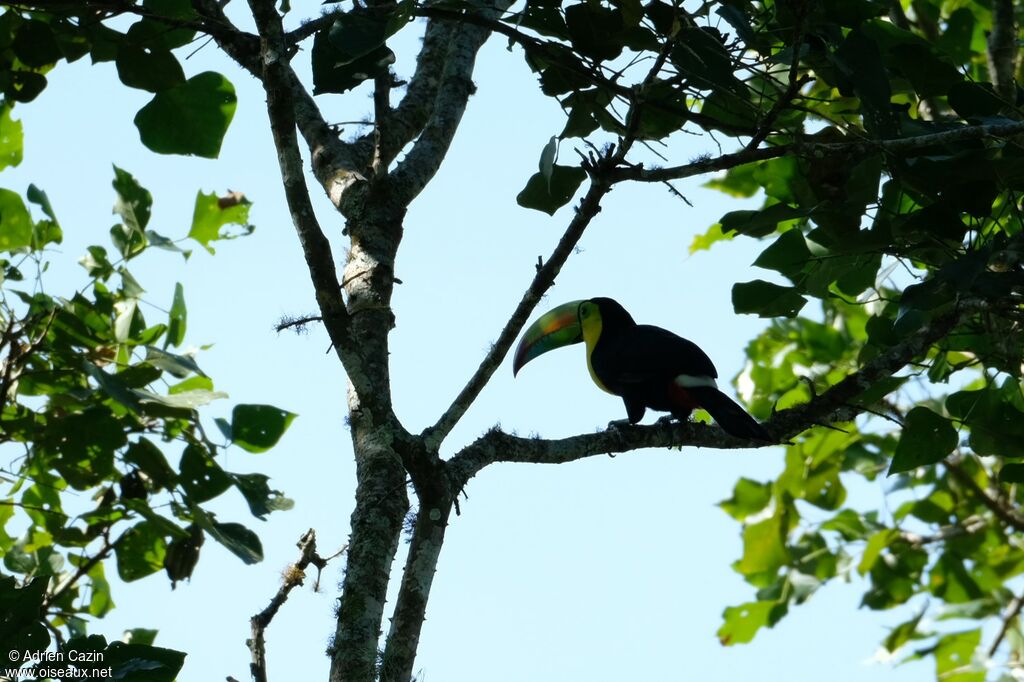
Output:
0 163 292 665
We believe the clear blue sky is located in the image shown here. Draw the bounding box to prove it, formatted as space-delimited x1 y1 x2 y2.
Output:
3 8 936 682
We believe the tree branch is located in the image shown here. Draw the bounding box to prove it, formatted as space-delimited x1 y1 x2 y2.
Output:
389 0 515 206
447 300 978 488
379 486 452 681
987 0 1018 104
245 0 360 387
249 530 328 682
610 121 1024 184
989 589 1024 658
377 17 458 167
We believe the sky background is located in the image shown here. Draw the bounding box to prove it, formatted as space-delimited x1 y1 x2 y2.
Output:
1 5 943 681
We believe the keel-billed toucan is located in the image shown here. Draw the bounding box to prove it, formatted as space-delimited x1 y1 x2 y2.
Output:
513 297 772 441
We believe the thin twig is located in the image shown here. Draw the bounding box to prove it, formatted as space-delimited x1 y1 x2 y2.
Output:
990 591 1024 658
248 529 333 682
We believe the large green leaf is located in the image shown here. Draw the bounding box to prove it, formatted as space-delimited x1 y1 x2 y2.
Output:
516 166 587 215
719 478 772 521
231 404 297 453
0 104 23 170
717 601 778 645
752 229 811 281
116 45 185 93
134 72 237 158
888 407 958 475
0 576 50 654
165 282 187 348
205 521 263 564
732 280 807 318
114 522 167 582
188 190 253 253
0 188 32 251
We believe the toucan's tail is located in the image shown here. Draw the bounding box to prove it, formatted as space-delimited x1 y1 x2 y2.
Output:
689 387 773 442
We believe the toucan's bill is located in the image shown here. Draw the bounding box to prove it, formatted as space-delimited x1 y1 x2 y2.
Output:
512 300 584 375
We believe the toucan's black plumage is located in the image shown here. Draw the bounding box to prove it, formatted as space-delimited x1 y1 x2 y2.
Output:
514 297 772 442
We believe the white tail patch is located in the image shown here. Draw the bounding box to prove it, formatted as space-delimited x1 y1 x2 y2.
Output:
675 374 718 389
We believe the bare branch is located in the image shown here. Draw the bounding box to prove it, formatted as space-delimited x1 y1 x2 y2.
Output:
249 530 331 682
989 590 1024 658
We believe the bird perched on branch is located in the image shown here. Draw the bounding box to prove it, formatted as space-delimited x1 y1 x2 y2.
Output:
513 297 772 442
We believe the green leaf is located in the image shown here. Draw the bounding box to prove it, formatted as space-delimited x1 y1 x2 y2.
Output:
206 521 263 564
0 188 32 252
516 166 587 215
114 522 167 582
122 628 158 646
689 223 733 254
719 478 772 521
0 576 50 654
124 438 178 490
165 282 187 348
888 407 958 475
564 3 624 62
8 71 47 103
134 388 227 410
732 280 807 318
86 561 114 617
857 528 898 575
163 523 203 586
1000 463 1024 484
134 72 237 158
144 346 206 378
704 164 760 198
934 630 983 682
13 20 62 67
231 404 297 453
883 608 925 653
179 444 231 503
753 229 811 280
831 27 896 137
188 190 253 253
733 511 790 583
946 81 1003 118
946 389 1024 457
116 45 185 93
820 509 871 541
65 638 186 682
312 30 395 95
929 553 983 604
231 473 294 519
326 10 389 63
0 104 23 170
720 203 806 237
45 407 125 489
717 601 777 645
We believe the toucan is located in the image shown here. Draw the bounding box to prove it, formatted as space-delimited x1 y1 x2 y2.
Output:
513 297 772 441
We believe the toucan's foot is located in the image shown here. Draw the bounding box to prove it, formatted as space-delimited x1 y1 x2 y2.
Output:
606 418 633 432
655 415 681 427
